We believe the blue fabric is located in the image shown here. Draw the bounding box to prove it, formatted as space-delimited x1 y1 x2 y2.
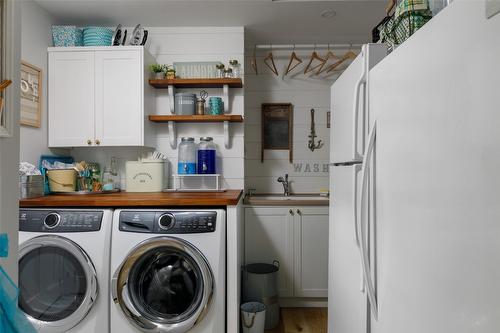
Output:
0 234 7 258
0 267 36 333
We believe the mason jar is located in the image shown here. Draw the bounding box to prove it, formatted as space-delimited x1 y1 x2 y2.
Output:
178 137 196 174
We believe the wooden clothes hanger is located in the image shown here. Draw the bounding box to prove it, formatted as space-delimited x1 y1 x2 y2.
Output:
285 45 303 75
264 47 279 76
304 46 327 75
327 46 357 73
0 80 12 92
251 45 258 75
316 44 339 75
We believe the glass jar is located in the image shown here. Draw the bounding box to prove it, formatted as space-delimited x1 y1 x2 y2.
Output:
197 137 216 174
229 60 241 78
224 68 233 78
216 64 225 78
178 137 197 174
102 167 115 191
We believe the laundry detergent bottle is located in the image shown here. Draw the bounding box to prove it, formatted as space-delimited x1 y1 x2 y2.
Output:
178 137 196 174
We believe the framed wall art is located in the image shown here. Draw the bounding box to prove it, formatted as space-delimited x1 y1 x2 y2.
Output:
20 61 42 127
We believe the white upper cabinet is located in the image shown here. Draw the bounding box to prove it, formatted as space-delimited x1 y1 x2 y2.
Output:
48 51 95 147
48 46 154 148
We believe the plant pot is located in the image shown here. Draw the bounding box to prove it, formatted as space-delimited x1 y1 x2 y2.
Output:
166 72 176 79
154 72 165 80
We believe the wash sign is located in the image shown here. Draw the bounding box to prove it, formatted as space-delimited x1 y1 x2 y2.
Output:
293 162 329 175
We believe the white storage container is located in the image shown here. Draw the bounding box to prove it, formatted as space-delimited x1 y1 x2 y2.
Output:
125 159 168 192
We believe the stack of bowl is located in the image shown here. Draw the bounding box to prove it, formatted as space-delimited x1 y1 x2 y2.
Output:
83 27 113 46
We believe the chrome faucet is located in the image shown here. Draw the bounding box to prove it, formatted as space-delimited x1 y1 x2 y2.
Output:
277 174 290 196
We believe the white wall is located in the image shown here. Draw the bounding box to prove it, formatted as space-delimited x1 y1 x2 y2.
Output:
244 49 343 193
71 27 245 190
20 0 68 165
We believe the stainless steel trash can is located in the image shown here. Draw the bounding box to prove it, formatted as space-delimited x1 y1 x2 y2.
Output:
242 261 280 330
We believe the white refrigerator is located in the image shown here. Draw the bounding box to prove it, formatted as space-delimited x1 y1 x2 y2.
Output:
329 1 500 333
329 43 387 332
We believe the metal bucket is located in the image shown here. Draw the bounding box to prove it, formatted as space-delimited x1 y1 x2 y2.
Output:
19 175 44 199
241 302 266 333
242 261 280 330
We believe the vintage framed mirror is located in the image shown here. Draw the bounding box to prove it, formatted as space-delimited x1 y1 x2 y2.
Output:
261 103 293 163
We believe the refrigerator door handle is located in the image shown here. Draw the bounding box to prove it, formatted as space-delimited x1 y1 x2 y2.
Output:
353 163 365 292
352 46 366 162
359 120 378 320
352 75 366 162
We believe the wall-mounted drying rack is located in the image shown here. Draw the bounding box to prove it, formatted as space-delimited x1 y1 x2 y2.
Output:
149 78 243 149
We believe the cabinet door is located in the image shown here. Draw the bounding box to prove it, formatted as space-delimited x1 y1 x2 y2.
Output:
294 206 329 297
244 207 294 297
94 50 143 146
48 51 94 147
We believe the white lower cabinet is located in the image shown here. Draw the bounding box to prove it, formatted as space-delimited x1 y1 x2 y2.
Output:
244 206 329 298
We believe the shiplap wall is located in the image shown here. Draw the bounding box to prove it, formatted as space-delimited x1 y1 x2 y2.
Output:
244 49 346 193
72 27 245 190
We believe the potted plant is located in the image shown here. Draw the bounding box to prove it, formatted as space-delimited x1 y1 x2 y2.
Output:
149 64 166 79
166 65 176 79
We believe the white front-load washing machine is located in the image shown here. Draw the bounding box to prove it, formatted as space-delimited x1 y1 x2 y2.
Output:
18 208 113 333
110 209 226 333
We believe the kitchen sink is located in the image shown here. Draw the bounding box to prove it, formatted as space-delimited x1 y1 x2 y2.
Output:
244 193 329 206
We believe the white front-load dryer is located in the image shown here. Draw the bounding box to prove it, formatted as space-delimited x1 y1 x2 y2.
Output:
18 208 113 333
110 209 226 333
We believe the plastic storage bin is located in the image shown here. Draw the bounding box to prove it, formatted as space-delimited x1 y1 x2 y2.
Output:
52 26 83 47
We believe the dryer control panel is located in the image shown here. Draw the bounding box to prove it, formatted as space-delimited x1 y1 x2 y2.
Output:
119 211 217 234
19 210 103 232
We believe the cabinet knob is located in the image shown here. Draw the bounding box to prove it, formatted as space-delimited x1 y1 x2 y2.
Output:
87 139 92 145
95 139 101 145
289 209 294 216
296 209 302 215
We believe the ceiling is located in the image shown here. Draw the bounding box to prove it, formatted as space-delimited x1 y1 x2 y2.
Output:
34 0 386 44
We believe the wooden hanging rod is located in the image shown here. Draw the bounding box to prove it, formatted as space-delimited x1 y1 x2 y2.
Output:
253 43 363 50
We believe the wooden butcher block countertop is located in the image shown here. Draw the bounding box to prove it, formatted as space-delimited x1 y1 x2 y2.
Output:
19 190 243 208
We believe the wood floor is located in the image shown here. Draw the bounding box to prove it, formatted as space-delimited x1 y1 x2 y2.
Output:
265 308 327 333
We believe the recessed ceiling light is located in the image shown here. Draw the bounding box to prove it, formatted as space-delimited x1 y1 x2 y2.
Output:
320 10 337 19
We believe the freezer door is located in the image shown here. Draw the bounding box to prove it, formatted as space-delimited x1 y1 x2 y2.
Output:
331 44 387 164
328 164 367 333
369 2 500 332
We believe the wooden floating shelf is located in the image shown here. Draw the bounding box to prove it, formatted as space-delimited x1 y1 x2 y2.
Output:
149 78 243 89
149 115 243 123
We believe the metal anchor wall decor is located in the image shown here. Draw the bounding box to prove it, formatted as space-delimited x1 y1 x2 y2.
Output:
308 108 323 151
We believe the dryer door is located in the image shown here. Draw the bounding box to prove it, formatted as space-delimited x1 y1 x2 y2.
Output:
18 235 98 333
112 236 214 333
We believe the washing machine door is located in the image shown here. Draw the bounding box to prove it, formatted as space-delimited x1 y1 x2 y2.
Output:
112 236 214 333
18 235 98 333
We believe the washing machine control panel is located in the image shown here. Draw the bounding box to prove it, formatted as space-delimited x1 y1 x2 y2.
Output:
119 211 217 234
19 210 103 232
